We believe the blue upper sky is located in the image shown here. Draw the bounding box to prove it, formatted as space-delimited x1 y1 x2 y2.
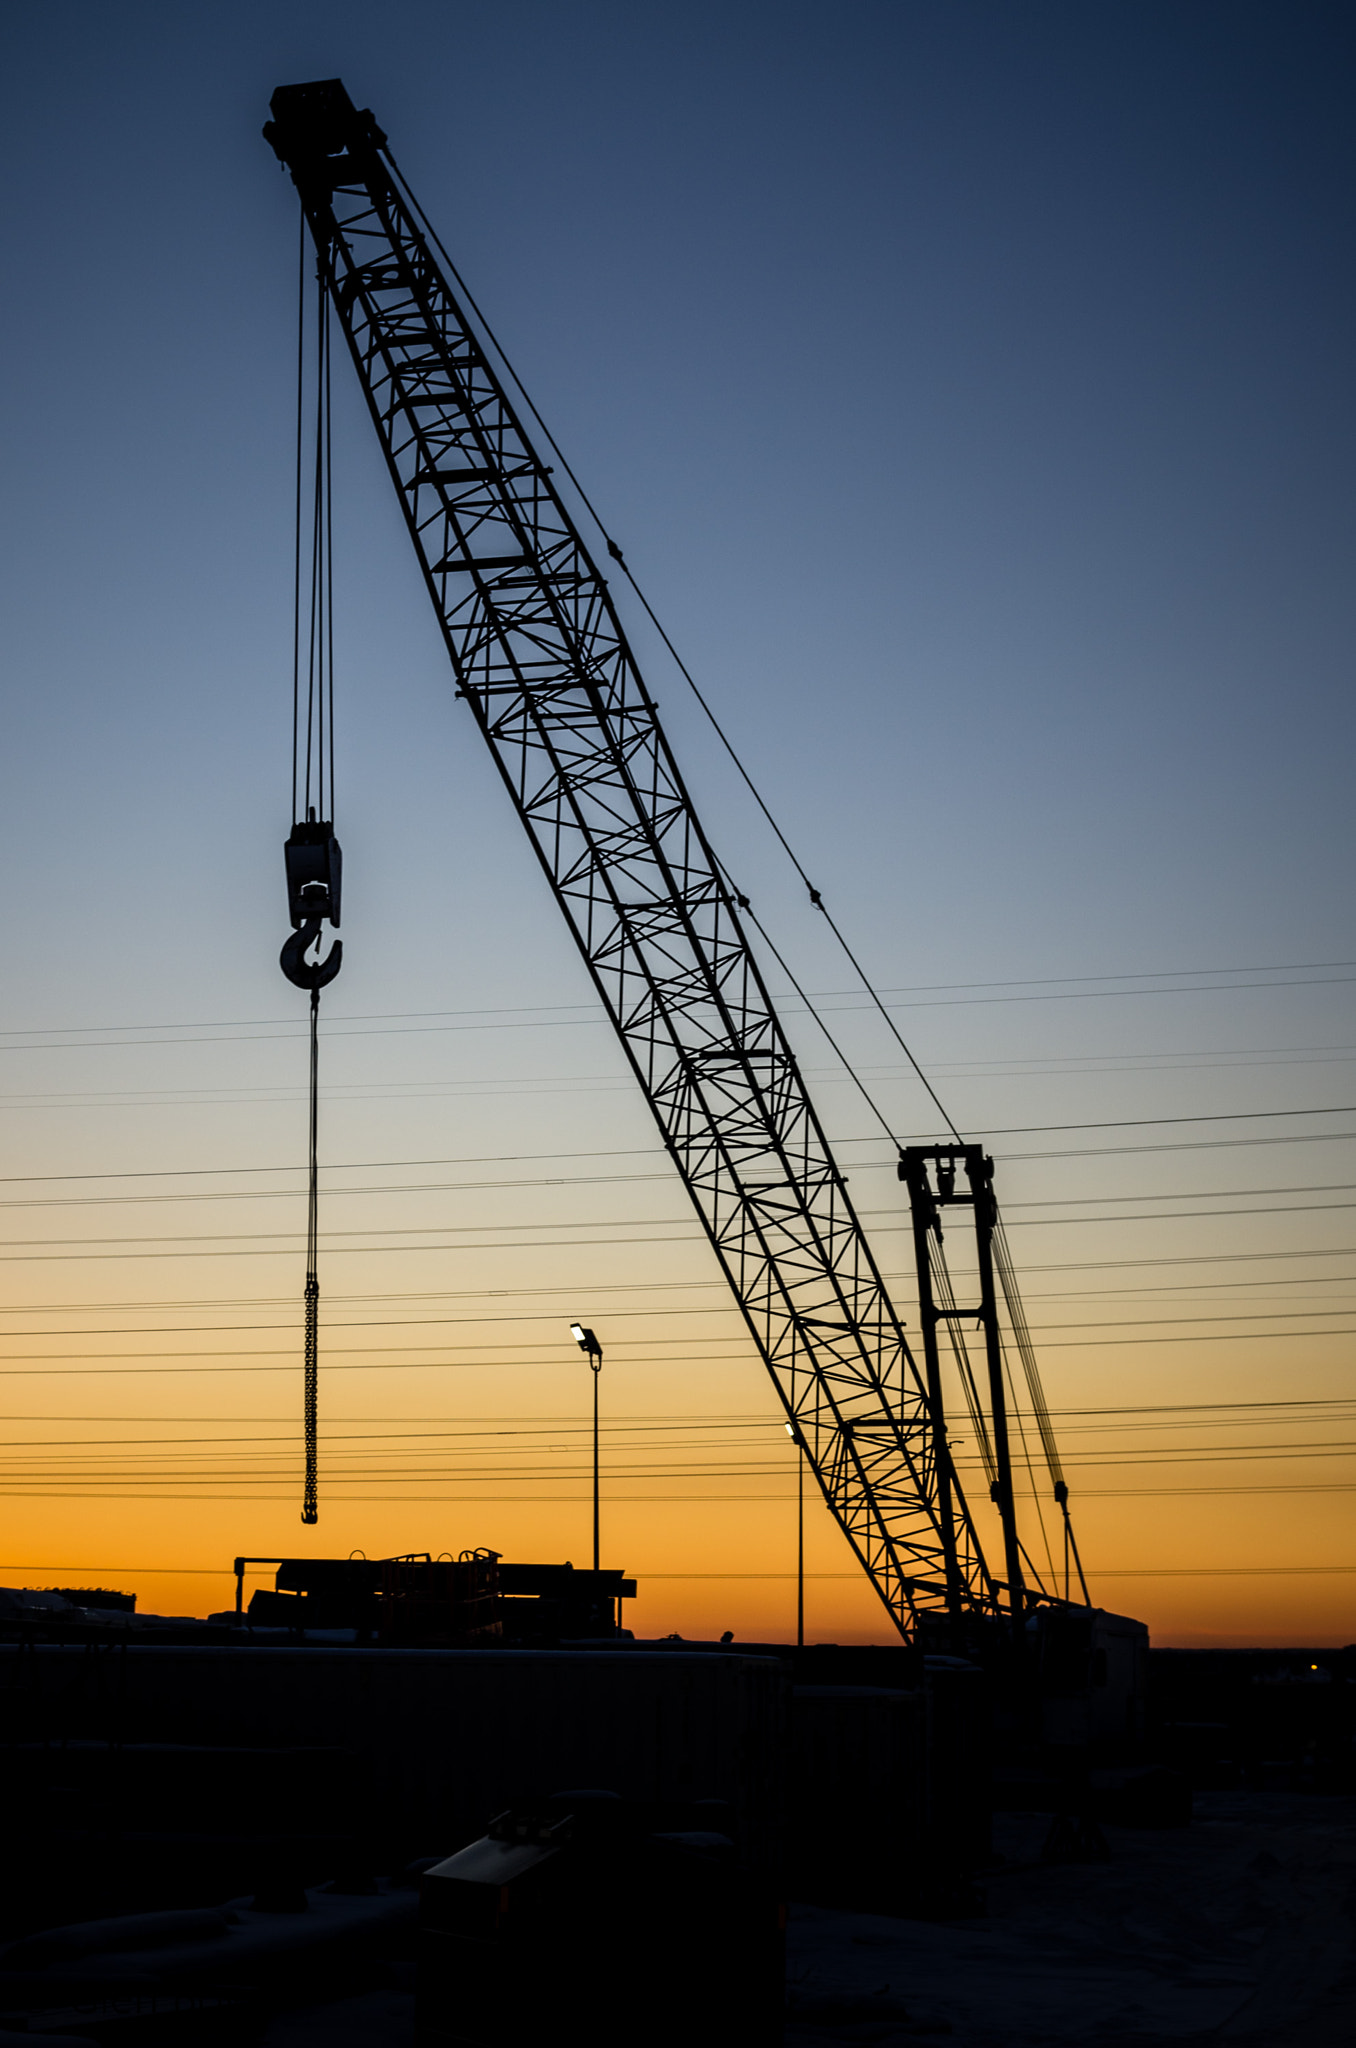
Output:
2 2 1350 1072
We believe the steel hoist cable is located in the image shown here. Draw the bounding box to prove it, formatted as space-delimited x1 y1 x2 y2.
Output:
280 225 344 1524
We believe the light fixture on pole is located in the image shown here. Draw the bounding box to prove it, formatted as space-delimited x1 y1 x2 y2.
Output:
570 1323 604 1571
786 1420 804 1648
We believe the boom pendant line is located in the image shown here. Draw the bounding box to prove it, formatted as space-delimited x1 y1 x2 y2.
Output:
279 235 344 1525
265 79 998 1634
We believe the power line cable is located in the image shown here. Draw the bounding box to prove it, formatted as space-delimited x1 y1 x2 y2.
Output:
0 1105 1350 1191
0 1302 1349 1358
0 1171 1348 1218
3 1397 1350 1428
0 1188 1349 1253
1 972 1351 1048
713 882 902 1145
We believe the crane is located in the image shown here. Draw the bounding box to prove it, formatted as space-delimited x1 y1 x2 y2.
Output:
263 78 1077 1640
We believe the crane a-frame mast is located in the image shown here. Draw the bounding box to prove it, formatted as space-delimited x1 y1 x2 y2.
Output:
265 79 1001 1637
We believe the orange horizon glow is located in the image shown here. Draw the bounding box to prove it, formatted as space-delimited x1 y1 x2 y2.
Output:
4 1320 1350 1651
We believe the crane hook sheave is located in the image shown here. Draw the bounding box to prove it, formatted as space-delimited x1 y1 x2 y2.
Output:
282 820 343 989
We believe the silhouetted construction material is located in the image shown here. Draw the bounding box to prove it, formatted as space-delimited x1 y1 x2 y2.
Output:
418 1792 784 2048
0 1641 790 1901
247 1551 503 1643
232 1552 634 1642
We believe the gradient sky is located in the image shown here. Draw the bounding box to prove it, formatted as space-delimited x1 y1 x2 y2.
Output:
0 2 1352 1643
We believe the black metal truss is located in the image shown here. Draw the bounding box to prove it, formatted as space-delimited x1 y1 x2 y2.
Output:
266 82 999 1635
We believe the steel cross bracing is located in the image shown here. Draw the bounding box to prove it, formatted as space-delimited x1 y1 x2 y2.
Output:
266 82 999 1636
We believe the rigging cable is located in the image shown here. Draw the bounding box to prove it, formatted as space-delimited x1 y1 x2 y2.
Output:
279 236 344 1523
291 209 305 822
1000 1332 1059 1590
993 1211 1063 1490
992 1206 1089 1600
710 855 898 1147
384 150 959 1145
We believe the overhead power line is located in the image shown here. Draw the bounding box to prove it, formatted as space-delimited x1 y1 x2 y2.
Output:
0 1172 1349 1218
0 1191 1349 1260
0 1302 1349 1361
4 1397 1352 1427
0 1103 1349 1189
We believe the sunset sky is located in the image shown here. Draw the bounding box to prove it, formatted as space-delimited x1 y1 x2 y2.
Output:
0 1 1352 1644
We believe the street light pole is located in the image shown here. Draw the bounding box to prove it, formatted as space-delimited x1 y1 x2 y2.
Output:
591 1356 600 1572
570 1323 604 1571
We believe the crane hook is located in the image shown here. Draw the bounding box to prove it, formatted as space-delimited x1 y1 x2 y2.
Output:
281 912 343 990
281 818 343 989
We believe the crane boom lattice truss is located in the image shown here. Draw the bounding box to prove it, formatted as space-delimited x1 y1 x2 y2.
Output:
266 81 999 1637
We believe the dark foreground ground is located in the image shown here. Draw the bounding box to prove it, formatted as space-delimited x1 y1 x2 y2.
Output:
240 1789 1356 2048
785 1793 1356 2048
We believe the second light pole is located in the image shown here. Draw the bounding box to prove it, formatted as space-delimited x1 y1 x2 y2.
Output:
570 1322 604 1570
